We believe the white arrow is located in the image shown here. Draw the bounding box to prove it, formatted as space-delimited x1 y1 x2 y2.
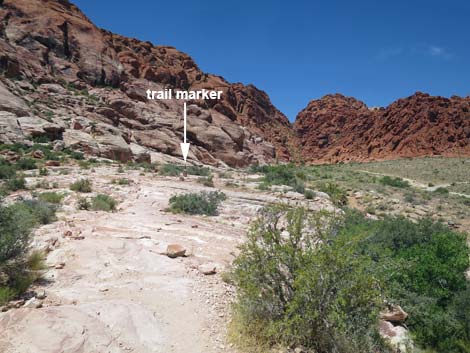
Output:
180 102 190 161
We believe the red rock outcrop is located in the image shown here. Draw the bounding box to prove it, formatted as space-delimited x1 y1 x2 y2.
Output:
294 93 470 163
0 0 292 167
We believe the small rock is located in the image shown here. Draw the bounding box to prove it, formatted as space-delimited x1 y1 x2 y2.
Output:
198 263 217 275
23 297 43 309
166 244 186 258
32 150 45 159
46 160 61 167
191 224 198 229
55 262 65 269
36 289 47 300
10 299 25 308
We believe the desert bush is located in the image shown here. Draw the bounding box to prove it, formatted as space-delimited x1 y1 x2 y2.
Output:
197 175 214 187
159 163 211 177
16 158 37 170
159 163 184 176
168 191 226 216
379 176 410 188
231 206 470 353
304 189 315 199
317 182 348 207
77 197 91 210
38 192 64 204
187 165 211 176
251 164 307 195
111 178 130 185
67 151 84 160
0 159 16 180
0 199 55 304
355 215 470 352
39 167 49 176
70 179 92 193
433 187 449 195
90 194 117 212
231 206 389 353
5 177 26 191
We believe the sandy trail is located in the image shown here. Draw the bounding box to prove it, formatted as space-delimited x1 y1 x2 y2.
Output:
0 167 333 353
0 168 282 353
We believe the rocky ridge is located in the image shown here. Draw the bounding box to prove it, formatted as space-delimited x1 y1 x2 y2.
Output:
0 0 292 167
0 0 469 167
295 93 470 163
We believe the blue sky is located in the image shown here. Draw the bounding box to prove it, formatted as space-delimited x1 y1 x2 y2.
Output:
73 0 470 120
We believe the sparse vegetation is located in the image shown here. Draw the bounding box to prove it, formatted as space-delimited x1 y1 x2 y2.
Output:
159 163 212 177
168 191 226 216
433 186 449 195
77 197 91 211
379 175 410 188
37 192 64 204
0 199 56 304
317 182 348 206
90 194 117 212
251 163 308 196
197 175 214 187
4 177 27 192
111 178 130 185
70 179 92 193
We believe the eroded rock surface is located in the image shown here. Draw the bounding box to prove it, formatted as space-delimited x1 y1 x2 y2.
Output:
0 0 292 167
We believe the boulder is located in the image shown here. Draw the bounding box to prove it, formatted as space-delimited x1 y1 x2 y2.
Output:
31 150 44 159
0 81 30 117
379 320 413 352
129 143 151 163
17 116 64 140
95 134 132 162
0 111 25 144
166 244 186 258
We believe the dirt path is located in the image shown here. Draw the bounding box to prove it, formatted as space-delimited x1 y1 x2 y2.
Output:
0 167 334 353
357 169 470 198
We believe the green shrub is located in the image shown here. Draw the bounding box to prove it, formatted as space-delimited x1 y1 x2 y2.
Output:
317 182 348 207
90 194 117 212
0 200 55 304
68 151 84 160
231 206 389 353
197 175 214 187
16 158 37 170
0 160 16 180
434 187 449 195
5 177 26 191
70 179 92 193
379 176 410 188
77 197 91 210
38 192 64 204
250 164 308 196
39 167 49 176
355 215 470 352
231 206 470 353
19 200 57 225
168 191 226 216
159 163 184 176
304 189 315 199
187 165 211 176
159 163 211 177
111 178 130 185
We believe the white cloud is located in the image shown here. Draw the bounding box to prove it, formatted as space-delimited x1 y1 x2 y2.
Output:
428 45 453 59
